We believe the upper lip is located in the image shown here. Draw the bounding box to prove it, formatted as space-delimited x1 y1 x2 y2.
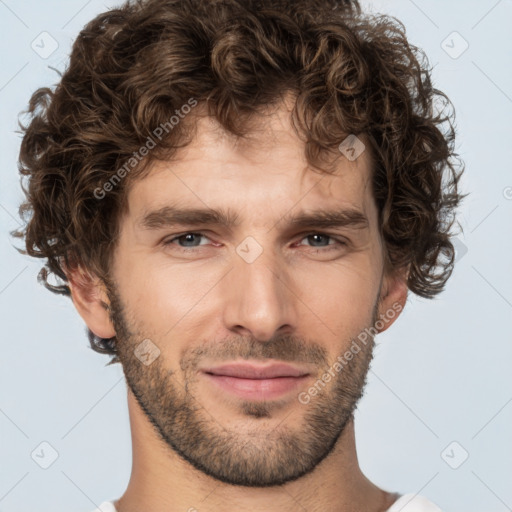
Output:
201 362 311 379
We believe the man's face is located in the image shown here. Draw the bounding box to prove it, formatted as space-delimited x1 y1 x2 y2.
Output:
103 101 401 487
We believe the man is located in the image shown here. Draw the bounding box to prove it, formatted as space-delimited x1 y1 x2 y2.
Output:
14 0 464 510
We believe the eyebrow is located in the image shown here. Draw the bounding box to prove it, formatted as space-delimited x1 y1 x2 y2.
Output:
137 205 369 232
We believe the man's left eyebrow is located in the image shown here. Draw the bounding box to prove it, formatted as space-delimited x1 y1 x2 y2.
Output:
278 207 370 231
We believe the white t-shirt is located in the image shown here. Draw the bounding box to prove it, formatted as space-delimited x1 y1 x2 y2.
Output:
386 493 442 511
90 493 442 511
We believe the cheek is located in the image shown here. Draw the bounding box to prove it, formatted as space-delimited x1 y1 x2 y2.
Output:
114 252 226 335
292 255 380 340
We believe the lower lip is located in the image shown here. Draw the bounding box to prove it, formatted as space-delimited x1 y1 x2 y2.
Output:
203 373 310 400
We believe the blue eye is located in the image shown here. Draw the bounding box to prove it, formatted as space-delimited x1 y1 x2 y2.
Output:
299 233 343 250
164 232 210 249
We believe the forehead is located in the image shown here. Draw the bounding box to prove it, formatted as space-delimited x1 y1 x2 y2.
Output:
123 101 376 228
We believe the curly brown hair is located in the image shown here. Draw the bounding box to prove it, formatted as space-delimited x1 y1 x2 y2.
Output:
13 0 465 364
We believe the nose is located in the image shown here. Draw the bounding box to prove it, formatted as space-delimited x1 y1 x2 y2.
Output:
220 245 298 342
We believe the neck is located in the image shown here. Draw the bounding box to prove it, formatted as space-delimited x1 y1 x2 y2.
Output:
115 390 395 512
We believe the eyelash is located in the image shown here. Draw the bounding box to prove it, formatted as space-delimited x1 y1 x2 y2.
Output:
162 232 347 253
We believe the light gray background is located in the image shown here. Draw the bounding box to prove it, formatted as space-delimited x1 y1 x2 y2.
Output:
1 1 511 511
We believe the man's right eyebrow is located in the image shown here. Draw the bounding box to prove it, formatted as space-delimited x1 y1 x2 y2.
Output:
138 206 241 231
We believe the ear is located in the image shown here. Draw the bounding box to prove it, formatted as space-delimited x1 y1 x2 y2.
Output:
66 266 116 339
376 265 409 334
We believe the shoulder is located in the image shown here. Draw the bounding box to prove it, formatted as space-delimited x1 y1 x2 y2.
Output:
88 501 118 512
386 493 443 512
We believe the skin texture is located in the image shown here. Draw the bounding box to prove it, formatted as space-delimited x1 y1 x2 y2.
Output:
68 99 408 512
